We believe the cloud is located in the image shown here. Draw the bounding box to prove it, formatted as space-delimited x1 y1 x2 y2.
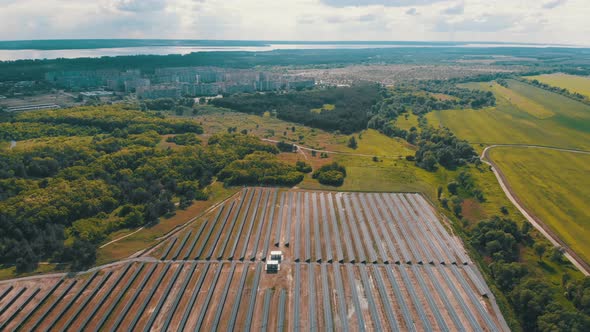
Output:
435 14 518 32
297 16 316 25
319 0 445 7
359 14 378 21
114 0 167 12
443 2 464 15
0 0 587 45
542 0 567 9
323 13 380 24
406 8 419 15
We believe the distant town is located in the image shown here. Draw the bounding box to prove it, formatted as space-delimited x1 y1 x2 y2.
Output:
0 67 316 112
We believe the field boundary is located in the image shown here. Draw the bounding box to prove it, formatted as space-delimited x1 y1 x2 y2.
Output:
136 189 243 258
481 144 590 276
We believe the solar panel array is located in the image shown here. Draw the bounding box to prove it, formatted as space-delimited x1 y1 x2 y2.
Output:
0 188 508 331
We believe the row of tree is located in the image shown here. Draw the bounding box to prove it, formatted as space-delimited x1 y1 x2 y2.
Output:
518 77 590 105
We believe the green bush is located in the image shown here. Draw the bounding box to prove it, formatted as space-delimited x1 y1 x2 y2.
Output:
312 162 347 186
296 161 312 173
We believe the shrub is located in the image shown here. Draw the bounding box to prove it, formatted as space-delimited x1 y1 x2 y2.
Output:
312 162 346 186
296 161 312 173
277 141 295 152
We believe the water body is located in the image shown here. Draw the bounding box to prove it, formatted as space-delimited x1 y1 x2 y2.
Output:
0 40 578 61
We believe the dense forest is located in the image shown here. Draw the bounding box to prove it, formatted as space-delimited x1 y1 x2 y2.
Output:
212 83 382 134
0 106 303 271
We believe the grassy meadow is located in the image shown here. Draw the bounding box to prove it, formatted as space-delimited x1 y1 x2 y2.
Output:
427 77 590 270
394 112 420 131
427 79 590 150
489 147 590 264
526 73 590 98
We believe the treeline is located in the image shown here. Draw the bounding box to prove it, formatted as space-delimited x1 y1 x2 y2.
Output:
469 217 590 331
413 81 496 109
518 77 590 105
0 106 301 272
166 133 201 146
218 151 304 186
367 86 480 171
414 127 477 171
212 84 382 134
0 105 202 141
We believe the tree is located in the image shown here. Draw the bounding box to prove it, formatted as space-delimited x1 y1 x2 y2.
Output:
437 186 443 200
15 243 38 273
490 262 528 291
295 161 312 173
276 141 295 153
348 136 358 149
549 246 564 263
500 206 509 215
447 182 459 195
312 162 347 186
417 151 437 171
68 239 97 271
534 242 547 261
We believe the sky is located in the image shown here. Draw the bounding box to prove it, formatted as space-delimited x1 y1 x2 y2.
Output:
0 0 589 45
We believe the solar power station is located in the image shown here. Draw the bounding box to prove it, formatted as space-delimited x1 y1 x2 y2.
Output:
0 188 509 331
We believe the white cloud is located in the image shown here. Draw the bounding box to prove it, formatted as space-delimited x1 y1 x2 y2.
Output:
0 0 587 45
114 0 168 12
542 0 567 9
443 2 464 15
435 14 518 32
319 0 445 7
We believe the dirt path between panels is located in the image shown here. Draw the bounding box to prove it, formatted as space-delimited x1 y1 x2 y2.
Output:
481 144 590 276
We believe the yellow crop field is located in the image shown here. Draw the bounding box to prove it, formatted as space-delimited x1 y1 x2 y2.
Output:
489 147 590 263
428 80 590 150
489 82 554 119
526 73 590 98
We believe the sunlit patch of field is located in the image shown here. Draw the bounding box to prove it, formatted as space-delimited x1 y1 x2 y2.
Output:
394 113 420 131
488 82 554 119
5 136 93 151
489 147 590 264
430 92 459 101
310 103 335 114
525 73 590 98
429 80 590 150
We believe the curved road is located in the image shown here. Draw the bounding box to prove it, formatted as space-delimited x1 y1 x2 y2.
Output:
481 144 590 276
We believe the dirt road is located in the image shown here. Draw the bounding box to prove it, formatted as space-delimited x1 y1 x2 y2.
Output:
481 144 590 276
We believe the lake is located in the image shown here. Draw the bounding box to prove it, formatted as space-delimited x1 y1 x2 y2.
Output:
0 42 575 61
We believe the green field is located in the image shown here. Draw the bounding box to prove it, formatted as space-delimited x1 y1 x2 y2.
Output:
427 79 590 150
489 147 590 263
394 113 420 131
526 73 590 98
